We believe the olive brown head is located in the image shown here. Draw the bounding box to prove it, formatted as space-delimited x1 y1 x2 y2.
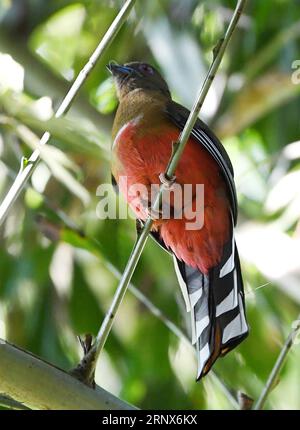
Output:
107 61 171 100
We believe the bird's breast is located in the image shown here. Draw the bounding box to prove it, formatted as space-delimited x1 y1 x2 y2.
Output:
111 115 231 272
111 115 225 194
111 115 176 186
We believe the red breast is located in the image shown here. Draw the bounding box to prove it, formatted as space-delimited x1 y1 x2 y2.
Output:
112 117 230 274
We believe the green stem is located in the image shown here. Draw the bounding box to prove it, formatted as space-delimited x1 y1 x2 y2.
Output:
85 0 248 382
253 314 300 410
0 339 136 410
0 0 136 226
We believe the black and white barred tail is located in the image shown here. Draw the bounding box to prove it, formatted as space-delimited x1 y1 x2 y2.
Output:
173 225 249 379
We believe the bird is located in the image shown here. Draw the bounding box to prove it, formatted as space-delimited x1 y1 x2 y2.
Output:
107 61 249 380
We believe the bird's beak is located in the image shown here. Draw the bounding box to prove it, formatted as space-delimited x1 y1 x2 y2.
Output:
106 63 133 76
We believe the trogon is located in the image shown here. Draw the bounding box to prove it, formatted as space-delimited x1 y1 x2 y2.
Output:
107 61 249 380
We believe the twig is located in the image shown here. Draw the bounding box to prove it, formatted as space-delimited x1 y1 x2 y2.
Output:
0 339 136 410
0 0 136 226
78 0 247 385
253 314 300 410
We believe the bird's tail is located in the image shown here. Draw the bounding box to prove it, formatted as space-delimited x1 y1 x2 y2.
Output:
173 231 249 380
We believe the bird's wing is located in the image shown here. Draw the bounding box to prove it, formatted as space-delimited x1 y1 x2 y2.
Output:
165 100 238 225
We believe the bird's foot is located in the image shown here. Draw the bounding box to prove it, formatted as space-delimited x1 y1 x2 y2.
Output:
69 334 96 388
159 172 176 189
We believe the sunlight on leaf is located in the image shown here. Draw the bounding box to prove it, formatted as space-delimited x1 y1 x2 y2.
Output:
216 72 300 138
29 4 86 80
0 52 24 93
91 77 118 114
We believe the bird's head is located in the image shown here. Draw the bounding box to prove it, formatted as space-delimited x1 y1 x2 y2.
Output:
107 61 171 100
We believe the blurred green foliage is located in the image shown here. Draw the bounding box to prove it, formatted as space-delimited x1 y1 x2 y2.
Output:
0 0 300 410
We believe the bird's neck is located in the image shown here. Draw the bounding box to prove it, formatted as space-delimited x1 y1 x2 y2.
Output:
112 89 169 140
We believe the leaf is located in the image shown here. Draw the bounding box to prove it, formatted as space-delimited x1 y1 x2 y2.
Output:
29 4 86 80
61 229 103 258
14 122 91 206
216 72 300 138
91 77 118 114
0 90 110 159
0 52 24 93
69 262 103 335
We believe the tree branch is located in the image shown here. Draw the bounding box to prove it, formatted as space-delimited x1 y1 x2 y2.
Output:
0 339 136 410
0 0 136 226
78 0 248 384
253 314 300 410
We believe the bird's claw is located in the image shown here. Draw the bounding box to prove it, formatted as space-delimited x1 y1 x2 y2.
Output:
159 172 176 189
69 334 96 388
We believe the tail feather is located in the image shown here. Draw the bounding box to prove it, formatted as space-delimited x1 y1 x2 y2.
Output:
173 228 249 380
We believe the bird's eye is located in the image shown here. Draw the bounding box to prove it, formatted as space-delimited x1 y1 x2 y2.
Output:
139 64 154 75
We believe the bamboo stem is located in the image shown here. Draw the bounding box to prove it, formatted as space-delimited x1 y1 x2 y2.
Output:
81 0 248 384
253 315 300 410
0 394 30 410
0 339 136 410
0 0 136 226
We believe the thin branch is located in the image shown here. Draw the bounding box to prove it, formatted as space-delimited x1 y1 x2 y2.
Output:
80 0 247 383
210 372 240 409
0 339 136 410
253 314 300 410
0 0 136 226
